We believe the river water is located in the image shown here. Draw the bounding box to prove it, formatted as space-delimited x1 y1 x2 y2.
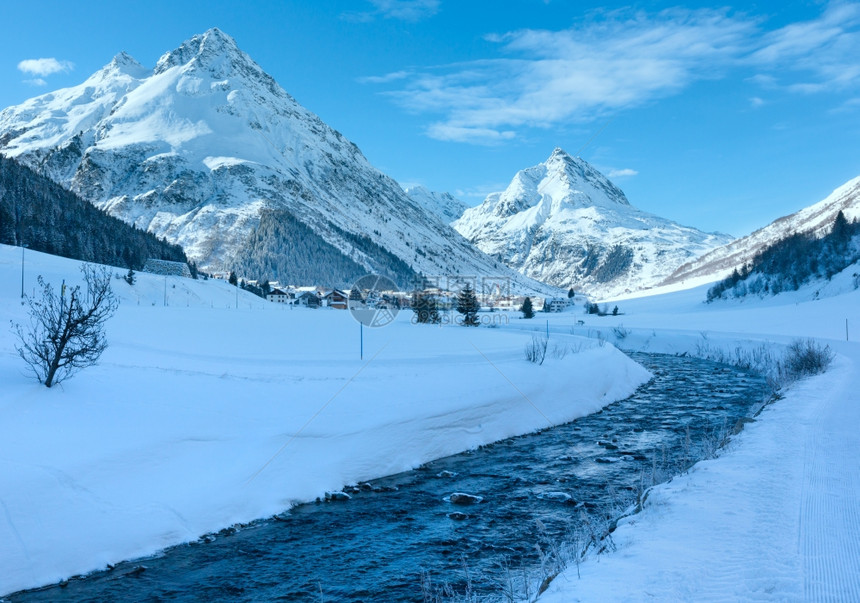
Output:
9 353 769 602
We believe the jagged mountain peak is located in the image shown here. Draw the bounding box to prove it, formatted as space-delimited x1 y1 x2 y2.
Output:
481 149 630 221
100 51 150 79
155 28 249 75
453 150 732 298
542 148 630 208
148 28 286 101
0 30 556 295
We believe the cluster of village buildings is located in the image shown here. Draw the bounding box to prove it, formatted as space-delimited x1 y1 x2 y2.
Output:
142 260 577 313
263 284 575 313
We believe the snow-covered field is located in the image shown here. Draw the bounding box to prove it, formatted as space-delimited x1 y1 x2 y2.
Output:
532 262 860 601
0 245 648 596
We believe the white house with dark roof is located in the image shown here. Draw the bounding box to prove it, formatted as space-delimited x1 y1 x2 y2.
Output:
267 288 293 304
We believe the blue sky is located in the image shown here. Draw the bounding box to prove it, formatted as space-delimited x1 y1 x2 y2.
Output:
2 0 859 237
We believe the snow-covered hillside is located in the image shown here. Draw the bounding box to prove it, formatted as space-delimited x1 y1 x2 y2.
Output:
453 148 732 299
0 244 645 595
0 29 551 293
404 185 469 224
664 175 860 288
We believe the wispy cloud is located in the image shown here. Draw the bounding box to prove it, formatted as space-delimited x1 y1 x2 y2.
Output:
750 2 860 93
17 57 74 77
369 8 756 143
357 70 412 84
23 78 48 87
454 182 510 201
343 0 439 22
830 96 860 113
364 2 860 145
607 168 639 178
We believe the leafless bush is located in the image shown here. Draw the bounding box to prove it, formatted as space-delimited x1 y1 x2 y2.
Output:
12 264 118 388
612 325 631 340
550 340 583 359
694 336 834 392
781 338 834 382
524 335 548 365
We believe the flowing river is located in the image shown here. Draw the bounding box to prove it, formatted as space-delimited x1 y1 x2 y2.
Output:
9 353 770 602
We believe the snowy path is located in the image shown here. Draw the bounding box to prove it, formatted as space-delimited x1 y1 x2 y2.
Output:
540 343 860 601
800 352 860 601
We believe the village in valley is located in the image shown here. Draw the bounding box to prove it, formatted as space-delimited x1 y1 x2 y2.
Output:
137 259 581 314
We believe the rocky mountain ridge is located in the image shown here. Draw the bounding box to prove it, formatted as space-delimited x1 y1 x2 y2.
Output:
0 28 553 293
453 148 733 299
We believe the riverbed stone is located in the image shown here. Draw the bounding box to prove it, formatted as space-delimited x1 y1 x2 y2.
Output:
448 492 483 505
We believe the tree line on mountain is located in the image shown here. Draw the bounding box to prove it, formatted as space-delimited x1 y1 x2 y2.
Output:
578 243 634 284
707 211 860 302
0 155 188 270
231 208 417 291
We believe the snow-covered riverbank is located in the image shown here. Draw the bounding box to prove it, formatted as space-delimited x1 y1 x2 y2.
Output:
536 269 860 601
0 245 649 596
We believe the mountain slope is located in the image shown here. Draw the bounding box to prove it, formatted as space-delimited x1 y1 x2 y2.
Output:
664 175 860 288
453 148 732 298
404 186 469 224
0 155 188 270
0 29 550 292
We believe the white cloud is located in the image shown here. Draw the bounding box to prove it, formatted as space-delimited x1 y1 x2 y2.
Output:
23 78 48 87
426 123 516 145
363 2 860 145
376 8 756 144
370 0 439 21
749 2 860 92
607 168 639 178
17 57 74 77
454 182 510 201
357 70 412 84
344 0 439 22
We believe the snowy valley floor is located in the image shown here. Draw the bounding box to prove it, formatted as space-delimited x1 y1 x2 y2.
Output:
2 244 860 600
0 246 648 596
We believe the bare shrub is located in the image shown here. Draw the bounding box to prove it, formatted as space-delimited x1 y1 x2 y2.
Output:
550 341 583 359
695 336 834 391
612 325 631 340
12 264 118 388
524 335 548 365
781 338 834 382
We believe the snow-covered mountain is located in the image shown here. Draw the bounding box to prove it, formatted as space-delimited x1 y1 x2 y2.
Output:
452 148 733 299
404 186 469 224
0 28 552 292
663 175 860 288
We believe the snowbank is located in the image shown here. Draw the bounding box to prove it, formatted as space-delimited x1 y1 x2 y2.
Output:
0 245 649 595
540 346 860 601
529 269 860 601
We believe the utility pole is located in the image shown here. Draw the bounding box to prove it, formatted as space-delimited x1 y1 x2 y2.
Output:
20 244 28 300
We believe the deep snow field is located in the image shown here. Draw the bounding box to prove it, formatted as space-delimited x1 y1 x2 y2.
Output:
0 244 648 596
2 243 859 600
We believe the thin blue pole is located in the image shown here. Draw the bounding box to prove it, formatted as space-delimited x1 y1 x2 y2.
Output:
360 323 364 360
